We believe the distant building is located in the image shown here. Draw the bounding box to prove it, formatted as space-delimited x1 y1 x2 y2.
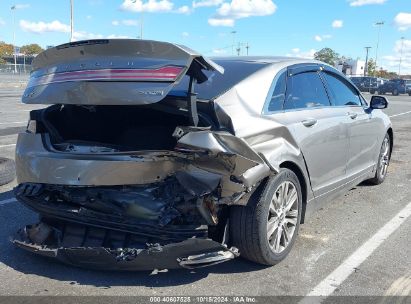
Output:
336 59 365 76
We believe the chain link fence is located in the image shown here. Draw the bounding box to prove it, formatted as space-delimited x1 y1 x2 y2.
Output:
0 64 30 88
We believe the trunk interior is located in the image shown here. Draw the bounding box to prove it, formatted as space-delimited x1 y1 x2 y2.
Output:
42 103 214 152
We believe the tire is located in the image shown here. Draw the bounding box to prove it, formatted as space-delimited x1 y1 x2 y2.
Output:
370 90 375 95
0 157 16 186
408 92 411 96
229 169 302 266
393 89 399 96
368 134 391 185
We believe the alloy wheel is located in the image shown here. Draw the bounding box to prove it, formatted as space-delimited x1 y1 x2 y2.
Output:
379 136 390 178
267 181 299 254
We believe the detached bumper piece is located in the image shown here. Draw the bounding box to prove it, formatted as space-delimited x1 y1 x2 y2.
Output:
12 183 238 270
12 221 237 271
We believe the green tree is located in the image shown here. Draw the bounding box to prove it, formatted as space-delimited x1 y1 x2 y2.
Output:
0 41 14 64
367 58 376 76
314 48 339 65
20 43 44 55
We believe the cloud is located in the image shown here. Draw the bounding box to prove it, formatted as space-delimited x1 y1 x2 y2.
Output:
0 18 5 26
332 20 343 28
19 19 107 42
394 13 411 31
314 34 332 42
286 48 316 59
19 20 70 33
348 0 387 7
176 5 191 14
208 0 277 27
72 31 104 40
112 19 139 26
212 48 229 54
107 34 131 39
120 0 173 13
380 39 411 74
86 15 92 20
193 0 223 8
13 4 30 9
208 18 235 27
182 31 190 38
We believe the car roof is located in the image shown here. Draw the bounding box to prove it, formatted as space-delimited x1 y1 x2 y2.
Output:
211 56 319 65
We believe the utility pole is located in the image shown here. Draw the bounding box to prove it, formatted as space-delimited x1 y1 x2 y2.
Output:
245 43 250 56
70 0 74 42
236 42 241 56
374 21 384 72
398 37 405 76
230 31 236 55
364 46 371 76
11 5 17 73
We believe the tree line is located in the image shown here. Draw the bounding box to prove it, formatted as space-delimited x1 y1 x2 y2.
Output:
314 47 400 79
0 41 44 64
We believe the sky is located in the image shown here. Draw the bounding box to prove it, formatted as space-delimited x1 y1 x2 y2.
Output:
0 0 410 74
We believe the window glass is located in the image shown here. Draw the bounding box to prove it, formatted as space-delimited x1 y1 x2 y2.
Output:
284 71 330 110
322 72 362 106
267 71 286 112
170 60 268 100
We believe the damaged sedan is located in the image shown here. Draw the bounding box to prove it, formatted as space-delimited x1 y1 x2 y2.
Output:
13 39 392 270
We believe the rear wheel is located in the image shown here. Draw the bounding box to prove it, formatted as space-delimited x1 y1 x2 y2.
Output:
368 134 391 185
393 89 399 96
229 169 302 265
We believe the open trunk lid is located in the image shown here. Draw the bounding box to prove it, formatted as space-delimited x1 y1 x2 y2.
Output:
23 39 223 105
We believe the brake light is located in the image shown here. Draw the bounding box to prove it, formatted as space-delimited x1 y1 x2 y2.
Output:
27 66 184 89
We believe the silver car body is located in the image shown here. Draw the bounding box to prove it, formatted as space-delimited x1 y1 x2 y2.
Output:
13 40 392 269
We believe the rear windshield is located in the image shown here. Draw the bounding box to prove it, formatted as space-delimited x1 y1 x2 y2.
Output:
170 60 268 100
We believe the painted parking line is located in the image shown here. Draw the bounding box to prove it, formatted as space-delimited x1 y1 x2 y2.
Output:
0 198 16 206
300 201 411 302
0 144 16 148
389 110 411 118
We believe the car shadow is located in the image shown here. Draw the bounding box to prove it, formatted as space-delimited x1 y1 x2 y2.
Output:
0 199 268 288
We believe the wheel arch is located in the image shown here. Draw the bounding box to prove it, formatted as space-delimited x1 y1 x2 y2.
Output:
279 161 307 224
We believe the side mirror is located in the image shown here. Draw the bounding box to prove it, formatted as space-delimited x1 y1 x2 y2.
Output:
370 95 388 109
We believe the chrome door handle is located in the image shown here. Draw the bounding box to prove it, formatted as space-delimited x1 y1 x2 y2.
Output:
301 118 317 127
348 112 358 119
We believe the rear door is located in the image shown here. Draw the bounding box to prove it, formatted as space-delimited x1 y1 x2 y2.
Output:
281 65 350 198
320 70 380 180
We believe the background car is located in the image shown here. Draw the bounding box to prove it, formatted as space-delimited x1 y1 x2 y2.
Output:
13 39 393 270
378 78 411 96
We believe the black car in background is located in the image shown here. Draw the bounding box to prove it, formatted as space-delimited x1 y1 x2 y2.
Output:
349 76 385 94
378 78 411 96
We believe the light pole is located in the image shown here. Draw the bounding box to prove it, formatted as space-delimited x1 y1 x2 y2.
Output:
11 5 17 73
398 37 405 76
374 21 384 72
230 31 236 55
70 0 74 42
364 46 371 76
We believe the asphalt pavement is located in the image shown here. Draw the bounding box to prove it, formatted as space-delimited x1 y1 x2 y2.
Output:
0 87 410 301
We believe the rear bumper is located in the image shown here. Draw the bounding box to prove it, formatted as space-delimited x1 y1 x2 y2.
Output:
12 225 237 271
13 184 238 270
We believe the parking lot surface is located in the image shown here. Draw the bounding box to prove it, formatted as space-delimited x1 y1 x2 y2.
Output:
0 87 410 299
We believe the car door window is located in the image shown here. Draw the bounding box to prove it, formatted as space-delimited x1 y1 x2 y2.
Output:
267 71 287 112
322 72 362 106
284 71 330 110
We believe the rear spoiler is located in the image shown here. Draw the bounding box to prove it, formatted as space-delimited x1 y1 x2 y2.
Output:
22 39 223 109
